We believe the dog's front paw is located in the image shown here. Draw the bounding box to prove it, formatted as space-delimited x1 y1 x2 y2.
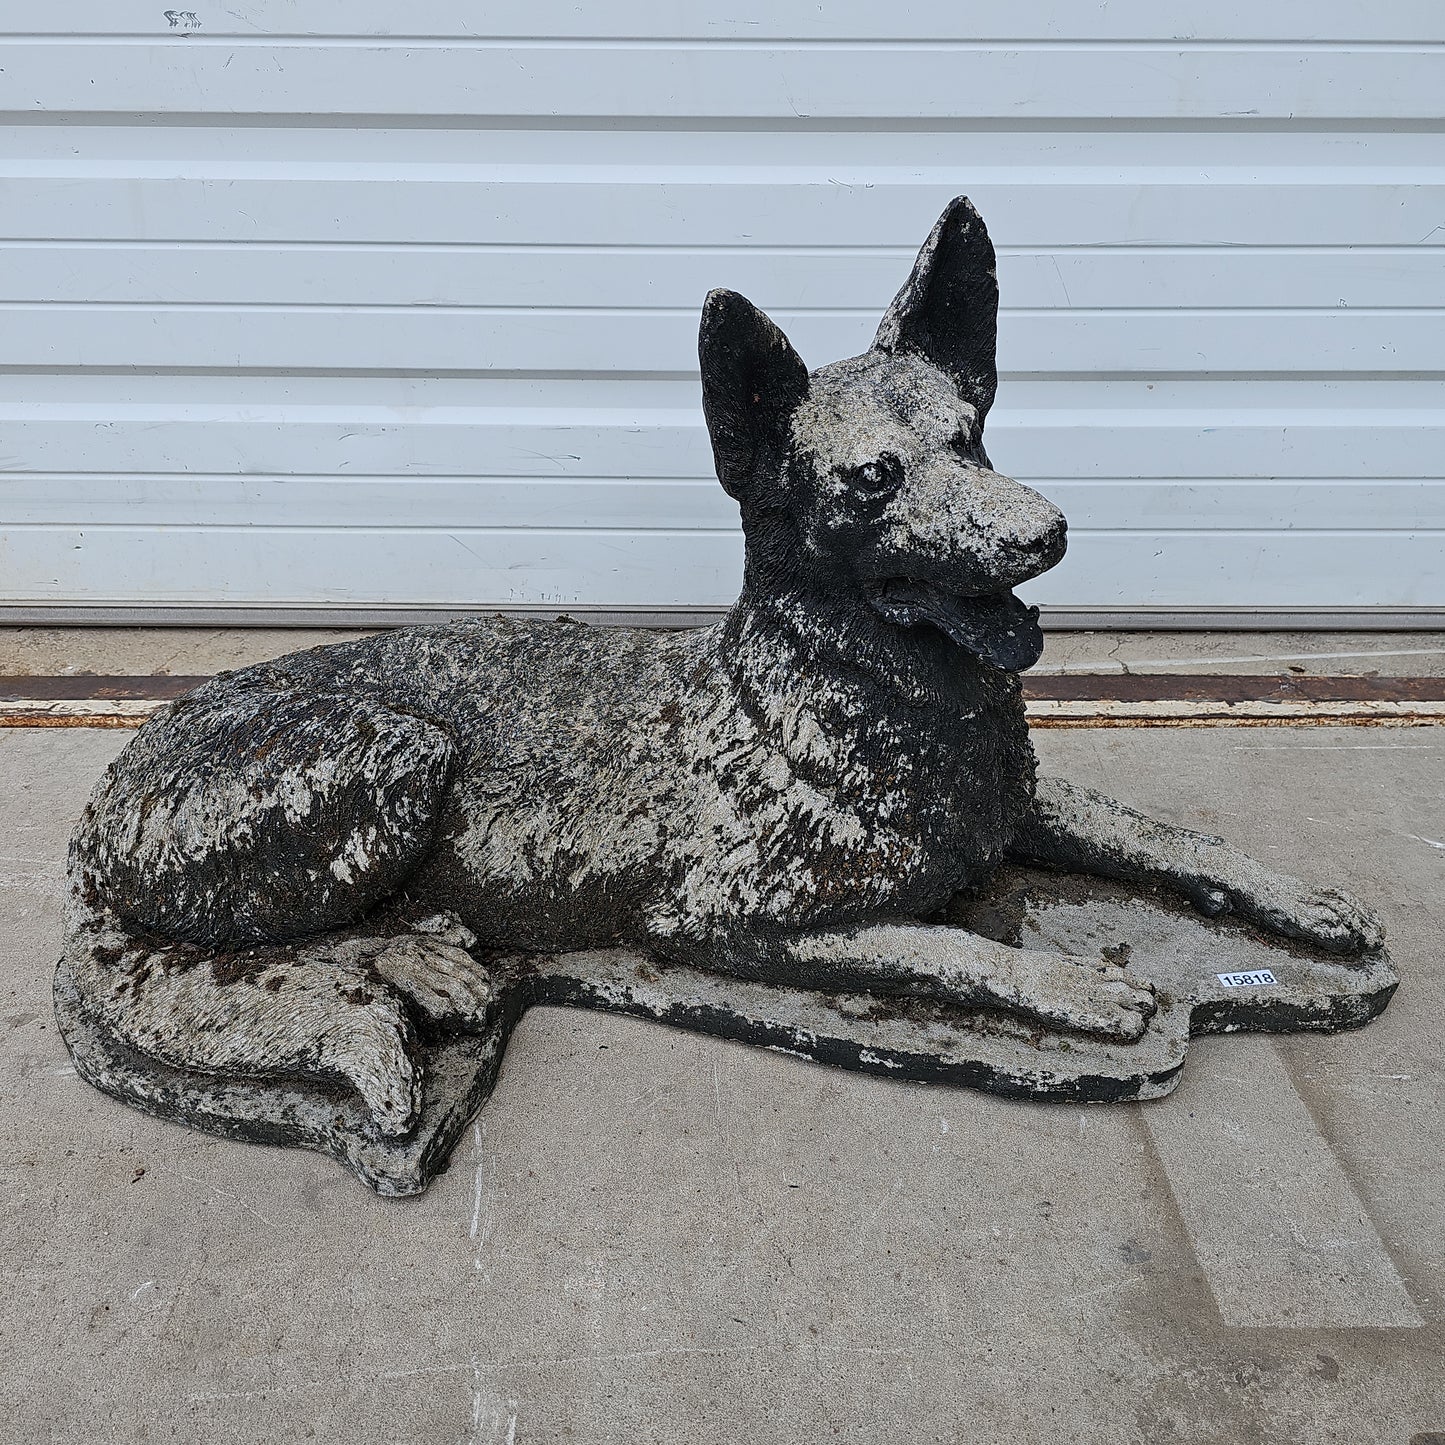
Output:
1190 863 1384 957
1252 880 1385 956
365 929 493 1028
982 949 1158 1042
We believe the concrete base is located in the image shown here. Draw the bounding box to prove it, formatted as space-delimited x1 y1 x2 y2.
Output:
55 868 1396 1196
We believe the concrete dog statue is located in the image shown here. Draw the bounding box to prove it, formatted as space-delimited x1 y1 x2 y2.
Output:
61 196 1384 1143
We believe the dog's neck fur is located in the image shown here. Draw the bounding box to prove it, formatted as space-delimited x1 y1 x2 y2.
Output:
725 507 1019 709
717 524 1024 799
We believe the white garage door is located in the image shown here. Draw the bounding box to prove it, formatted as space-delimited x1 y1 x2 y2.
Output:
1 2 1441 625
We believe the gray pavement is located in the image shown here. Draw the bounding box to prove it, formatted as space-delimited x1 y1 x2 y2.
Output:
3 721 1443 1444
2 626 1444 679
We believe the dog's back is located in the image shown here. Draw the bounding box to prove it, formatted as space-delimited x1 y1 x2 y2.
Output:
69 616 701 947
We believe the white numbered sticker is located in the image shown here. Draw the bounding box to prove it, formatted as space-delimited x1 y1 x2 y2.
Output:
1217 970 1278 988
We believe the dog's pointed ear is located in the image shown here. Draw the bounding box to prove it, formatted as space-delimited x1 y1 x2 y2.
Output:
699 289 810 500
872 196 998 418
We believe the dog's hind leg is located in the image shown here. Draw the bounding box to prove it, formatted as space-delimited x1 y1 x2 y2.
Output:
72 679 461 949
65 679 494 1135
1010 775 1383 956
61 903 493 1137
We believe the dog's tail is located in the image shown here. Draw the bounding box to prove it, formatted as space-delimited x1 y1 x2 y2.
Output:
55 885 492 1142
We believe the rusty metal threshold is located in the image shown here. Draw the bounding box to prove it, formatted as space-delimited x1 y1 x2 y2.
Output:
2 675 1443 730
1023 674 1445 728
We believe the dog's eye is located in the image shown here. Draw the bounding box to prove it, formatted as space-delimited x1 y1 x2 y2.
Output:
849 456 900 495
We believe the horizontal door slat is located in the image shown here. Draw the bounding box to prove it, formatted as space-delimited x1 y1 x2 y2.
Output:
3 245 1441 311
5 45 1444 120
1 307 1439 375
2 415 1439 479
14 1 1445 42
17 0 1445 42
3 526 1440 608
5 476 1443 532
2 179 1442 248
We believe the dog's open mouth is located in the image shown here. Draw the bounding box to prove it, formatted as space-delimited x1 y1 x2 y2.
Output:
869 580 1044 672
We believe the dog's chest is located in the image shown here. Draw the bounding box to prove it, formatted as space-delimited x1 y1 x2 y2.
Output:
676 667 1034 933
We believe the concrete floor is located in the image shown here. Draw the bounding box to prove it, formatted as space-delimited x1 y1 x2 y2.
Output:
2 718 1442 1443
1 625 1444 679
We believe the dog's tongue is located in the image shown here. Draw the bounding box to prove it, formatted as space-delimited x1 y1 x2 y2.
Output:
873 583 1044 672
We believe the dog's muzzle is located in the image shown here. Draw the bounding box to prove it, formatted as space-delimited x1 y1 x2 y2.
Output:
869 582 1045 673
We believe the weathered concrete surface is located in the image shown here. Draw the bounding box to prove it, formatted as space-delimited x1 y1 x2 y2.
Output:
0 626 377 677
3 724 1443 1444
1 626 1443 680
1034 631 1445 678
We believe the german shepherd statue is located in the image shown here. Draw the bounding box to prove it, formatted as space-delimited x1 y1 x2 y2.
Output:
61 197 1383 1142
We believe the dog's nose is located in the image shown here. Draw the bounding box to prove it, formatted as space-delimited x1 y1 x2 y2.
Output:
1005 515 1066 587
984 481 1067 585
1029 512 1068 574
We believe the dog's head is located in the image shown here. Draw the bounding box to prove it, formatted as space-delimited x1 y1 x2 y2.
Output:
699 197 1066 673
